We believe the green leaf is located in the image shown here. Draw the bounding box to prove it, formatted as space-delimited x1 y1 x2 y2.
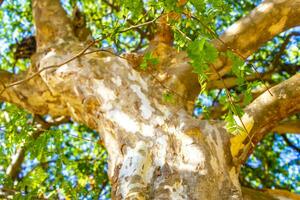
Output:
225 112 237 133
162 92 175 104
187 38 218 68
187 38 218 93
226 51 245 85
140 52 159 70
121 0 144 18
204 42 218 63
243 86 253 105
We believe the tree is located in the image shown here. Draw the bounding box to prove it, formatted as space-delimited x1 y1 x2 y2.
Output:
0 0 299 199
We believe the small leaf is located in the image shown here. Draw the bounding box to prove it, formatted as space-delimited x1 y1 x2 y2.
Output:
227 51 245 79
140 52 159 70
162 92 175 104
243 87 253 105
204 42 218 63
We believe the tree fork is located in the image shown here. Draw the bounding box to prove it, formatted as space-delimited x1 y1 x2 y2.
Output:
0 0 299 199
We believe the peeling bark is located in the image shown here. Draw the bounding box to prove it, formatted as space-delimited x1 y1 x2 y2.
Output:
0 0 299 199
29 44 242 199
0 70 66 117
2 1 241 198
231 74 300 163
215 0 300 58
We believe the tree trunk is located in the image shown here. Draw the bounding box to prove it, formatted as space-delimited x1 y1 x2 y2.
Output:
29 42 241 199
0 0 300 199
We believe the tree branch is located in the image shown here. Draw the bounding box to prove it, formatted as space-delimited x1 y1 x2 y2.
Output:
272 32 300 66
207 63 300 90
231 73 300 164
32 0 76 51
209 88 267 119
0 70 67 117
215 0 300 58
211 0 300 78
272 120 300 134
207 72 273 90
263 188 300 200
179 0 300 100
0 187 17 200
281 134 300 153
242 187 300 200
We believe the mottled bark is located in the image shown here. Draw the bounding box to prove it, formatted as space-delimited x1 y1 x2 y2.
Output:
5 1 244 199
231 74 300 163
32 0 76 51
215 0 300 58
0 70 66 117
0 0 299 199
25 34 241 199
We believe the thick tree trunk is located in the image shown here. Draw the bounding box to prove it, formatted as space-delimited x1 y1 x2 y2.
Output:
0 0 300 199
27 43 241 199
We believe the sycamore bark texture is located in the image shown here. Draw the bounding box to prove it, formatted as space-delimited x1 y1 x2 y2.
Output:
0 0 300 199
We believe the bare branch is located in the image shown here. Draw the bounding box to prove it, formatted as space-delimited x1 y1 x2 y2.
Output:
0 40 100 96
0 187 17 200
272 120 300 134
0 13 164 96
242 187 300 200
273 32 300 66
210 89 266 119
119 14 162 33
207 72 273 90
215 0 300 58
207 63 300 90
232 74 300 164
0 70 67 117
281 134 300 153
32 0 76 50
263 188 300 200
5 147 26 180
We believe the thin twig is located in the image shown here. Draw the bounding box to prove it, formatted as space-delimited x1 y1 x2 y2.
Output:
68 133 95 142
12 59 18 74
119 13 162 33
212 89 222 106
173 26 192 41
135 8 152 25
82 49 125 59
210 63 253 146
281 134 300 153
272 32 300 66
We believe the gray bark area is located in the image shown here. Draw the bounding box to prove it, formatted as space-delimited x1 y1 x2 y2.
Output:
0 0 299 199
